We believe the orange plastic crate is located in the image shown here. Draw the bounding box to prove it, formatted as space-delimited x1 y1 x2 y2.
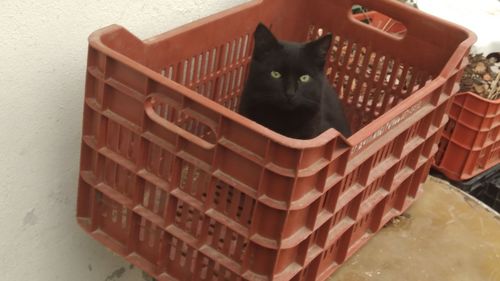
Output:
76 0 475 280
435 92 500 181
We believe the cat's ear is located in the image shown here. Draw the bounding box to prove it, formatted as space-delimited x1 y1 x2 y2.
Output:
305 34 333 68
253 23 280 61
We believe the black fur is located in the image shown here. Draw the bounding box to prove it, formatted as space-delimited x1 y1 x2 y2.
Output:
239 23 351 139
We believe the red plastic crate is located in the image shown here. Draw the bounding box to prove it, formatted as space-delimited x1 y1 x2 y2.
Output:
76 0 475 280
435 92 500 181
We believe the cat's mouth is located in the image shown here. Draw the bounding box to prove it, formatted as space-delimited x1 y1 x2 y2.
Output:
284 96 298 107
280 95 318 112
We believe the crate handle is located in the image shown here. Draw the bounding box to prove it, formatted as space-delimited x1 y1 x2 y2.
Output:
342 0 416 40
350 10 407 38
144 95 217 150
346 0 409 24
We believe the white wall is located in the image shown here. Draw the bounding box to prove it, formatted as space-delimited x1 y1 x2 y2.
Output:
0 1 248 280
418 0 500 54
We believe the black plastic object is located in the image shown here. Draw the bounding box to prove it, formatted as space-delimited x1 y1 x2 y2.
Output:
432 164 500 213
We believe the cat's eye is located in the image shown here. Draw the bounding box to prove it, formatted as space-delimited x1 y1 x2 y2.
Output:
299 75 311 83
270 71 282 79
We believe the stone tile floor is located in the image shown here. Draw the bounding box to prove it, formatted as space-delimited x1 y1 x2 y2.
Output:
329 176 500 281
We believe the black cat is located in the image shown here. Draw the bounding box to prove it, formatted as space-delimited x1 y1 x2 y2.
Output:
238 23 351 139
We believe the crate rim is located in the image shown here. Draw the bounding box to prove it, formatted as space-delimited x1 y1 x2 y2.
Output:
455 91 500 104
87 0 476 151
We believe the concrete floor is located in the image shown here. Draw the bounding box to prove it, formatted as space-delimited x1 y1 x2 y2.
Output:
329 176 500 281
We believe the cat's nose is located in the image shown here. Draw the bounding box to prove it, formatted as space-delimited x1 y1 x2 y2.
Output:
285 80 297 99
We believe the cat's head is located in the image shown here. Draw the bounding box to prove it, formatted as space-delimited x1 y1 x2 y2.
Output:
246 23 332 111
